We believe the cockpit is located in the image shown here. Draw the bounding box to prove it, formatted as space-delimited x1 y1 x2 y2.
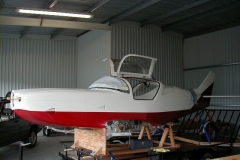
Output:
89 76 160 100
89 54 160 99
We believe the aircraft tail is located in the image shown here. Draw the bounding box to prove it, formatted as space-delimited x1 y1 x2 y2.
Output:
174 72 216 120
192 71 215 109
194 71 215 95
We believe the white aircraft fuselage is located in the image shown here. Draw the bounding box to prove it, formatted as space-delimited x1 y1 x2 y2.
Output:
9 54 215 128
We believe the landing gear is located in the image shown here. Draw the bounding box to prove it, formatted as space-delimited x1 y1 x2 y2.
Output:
43 126 51 136
25 128 37 148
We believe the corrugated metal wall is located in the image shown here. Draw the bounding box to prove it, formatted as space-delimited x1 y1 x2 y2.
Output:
111 24 184 87
0 36 77 97
77 30 111 88
184 25 240 109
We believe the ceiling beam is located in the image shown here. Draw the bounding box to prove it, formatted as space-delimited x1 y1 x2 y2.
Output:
20 0 58 38
50 0 110 38
76 0 161 37
86 0 110 12
50 28 65 39
184 21 240 39
108 0 162 24
49 0 59 9
0 16 111 30
77 30 90 37
20 27 31 38
48 0 68 38
141 0 211 27
162 1 240 31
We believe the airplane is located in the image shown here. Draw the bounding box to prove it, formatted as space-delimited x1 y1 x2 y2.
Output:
9 54 215 128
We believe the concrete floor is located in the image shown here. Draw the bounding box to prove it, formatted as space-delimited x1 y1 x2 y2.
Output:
1 130 239 160
0 131 74 160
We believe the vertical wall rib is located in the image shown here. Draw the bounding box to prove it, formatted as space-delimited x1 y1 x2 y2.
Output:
184 25 240 109
0 38 77 96
77 30 111 88
111 24 184 87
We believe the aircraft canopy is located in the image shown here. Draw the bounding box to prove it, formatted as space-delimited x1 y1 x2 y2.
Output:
88 76 129 91
104 54 157 79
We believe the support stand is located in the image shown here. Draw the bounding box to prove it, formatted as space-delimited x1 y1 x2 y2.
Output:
19 143 30 160
138 122 179 148
138 125 152 140
159 125 175 147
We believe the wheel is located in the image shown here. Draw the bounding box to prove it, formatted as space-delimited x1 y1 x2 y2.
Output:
200 153 213 160
43 126 51 136
202 122 217 141
25 128 37 148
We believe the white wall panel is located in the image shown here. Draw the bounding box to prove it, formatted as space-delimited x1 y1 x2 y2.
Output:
77 30 111 88
184 25 240 109
0 36 77 97
111 24 184 87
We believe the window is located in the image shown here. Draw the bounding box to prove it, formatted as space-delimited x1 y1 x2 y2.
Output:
88 76 129 93
131 80 160 100
118 56 152 75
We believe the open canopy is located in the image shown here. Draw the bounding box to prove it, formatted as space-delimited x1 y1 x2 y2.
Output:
104 54 157 79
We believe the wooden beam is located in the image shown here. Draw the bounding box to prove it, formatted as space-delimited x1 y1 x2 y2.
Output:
173 136 200 145
138 126 146 139
146 126 152 140
159 128 169 147
0 16 110 30
211 154 240 160
169 128 175 147
138 126 153 140
109 148 150 155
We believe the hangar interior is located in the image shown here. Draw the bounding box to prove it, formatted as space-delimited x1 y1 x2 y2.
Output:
0 0 240 159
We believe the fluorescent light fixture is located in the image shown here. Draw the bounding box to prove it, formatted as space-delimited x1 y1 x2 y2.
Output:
16 9 93 18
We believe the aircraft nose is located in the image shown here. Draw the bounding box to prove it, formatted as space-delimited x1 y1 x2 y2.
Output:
9 90 22 110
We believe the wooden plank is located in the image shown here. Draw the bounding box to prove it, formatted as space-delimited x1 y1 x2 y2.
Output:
138 126 145 139
154 141 176 146
107 143 129 147
152 144 180 150
173 136 200 145
107 147 130 152
159 128 169 147
200 142 226 146
169 128 175 146
110 148 150 155
153 140 160 144
72 128 106 156
211 154 240 160
200 142 240 147
145 126 152 140
232 143 240 147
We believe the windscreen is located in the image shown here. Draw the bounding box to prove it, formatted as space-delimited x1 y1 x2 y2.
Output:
88 76 129 93
118 56 152 75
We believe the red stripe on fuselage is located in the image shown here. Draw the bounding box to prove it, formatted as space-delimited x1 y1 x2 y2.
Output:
13 109 184 128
